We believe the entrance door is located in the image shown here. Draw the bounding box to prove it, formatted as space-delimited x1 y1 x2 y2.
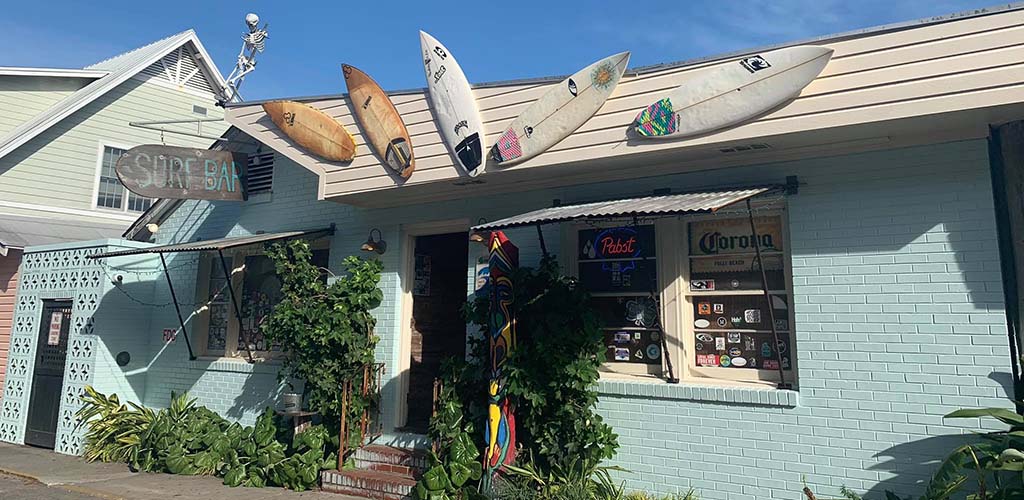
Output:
406 233 469 432
25 300 72 448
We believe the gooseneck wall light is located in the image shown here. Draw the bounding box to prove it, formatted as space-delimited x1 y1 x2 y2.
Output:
360 228 387 254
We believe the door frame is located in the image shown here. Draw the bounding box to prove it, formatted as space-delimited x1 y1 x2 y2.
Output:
25 298 73 448
394 219 471 430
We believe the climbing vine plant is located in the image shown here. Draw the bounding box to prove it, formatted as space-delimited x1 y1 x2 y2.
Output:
262 239 383 451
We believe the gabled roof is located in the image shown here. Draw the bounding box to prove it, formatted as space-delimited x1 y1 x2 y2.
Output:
0 29 229 161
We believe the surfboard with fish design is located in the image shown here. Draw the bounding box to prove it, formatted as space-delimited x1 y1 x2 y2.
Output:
343 64 415 178
420 31 485 177
491 51 630 165
633 46 833 139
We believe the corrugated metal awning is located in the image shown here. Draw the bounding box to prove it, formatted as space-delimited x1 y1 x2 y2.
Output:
89 226 334 259
0 213 125 255
471 186 777 231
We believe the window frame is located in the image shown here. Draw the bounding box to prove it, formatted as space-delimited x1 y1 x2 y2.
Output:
91 141 156 214
192 240 330 360
562 204 797 388
678 209 797 386
563 217 683 378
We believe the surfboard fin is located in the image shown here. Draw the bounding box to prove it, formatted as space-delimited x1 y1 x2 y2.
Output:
456 133 483 173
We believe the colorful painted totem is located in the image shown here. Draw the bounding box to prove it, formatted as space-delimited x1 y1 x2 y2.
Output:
484 231 518 484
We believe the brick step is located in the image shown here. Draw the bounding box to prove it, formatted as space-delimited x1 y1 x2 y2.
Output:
363 462 422 478
353 445 430 473
322 469 417 499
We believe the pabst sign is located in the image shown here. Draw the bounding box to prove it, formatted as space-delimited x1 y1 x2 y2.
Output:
689 217 783 256
581 227 643 260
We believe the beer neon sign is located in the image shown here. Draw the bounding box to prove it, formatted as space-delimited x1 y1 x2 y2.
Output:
581 227 644 273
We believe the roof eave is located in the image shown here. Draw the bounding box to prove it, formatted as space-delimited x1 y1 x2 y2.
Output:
0 30 228 162
225 1 1024 106
0 67 108 78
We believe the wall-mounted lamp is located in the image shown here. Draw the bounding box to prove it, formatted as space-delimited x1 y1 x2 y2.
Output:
361 228 387 255
469 218 488 245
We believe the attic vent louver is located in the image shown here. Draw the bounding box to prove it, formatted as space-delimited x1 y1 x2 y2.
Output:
247 151 274 194
719 143 771 154
138 44 217 96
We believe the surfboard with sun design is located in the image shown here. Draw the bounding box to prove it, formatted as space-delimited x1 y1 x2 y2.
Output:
491 52 630 166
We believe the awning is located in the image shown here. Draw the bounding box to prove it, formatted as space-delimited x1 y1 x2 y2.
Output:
0 213 125 255
89 226 335 259
471 185 777 231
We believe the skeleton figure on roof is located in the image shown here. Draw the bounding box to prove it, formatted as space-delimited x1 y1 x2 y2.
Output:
223 13 268 101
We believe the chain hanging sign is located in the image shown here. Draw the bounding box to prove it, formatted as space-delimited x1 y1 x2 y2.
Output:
115 145 248 201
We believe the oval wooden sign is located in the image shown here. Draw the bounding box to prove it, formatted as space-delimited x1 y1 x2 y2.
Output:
115 145 248 201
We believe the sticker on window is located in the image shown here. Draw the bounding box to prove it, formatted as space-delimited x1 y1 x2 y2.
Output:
690 279 715 291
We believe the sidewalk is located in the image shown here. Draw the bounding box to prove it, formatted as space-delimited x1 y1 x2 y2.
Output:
0 442 359 500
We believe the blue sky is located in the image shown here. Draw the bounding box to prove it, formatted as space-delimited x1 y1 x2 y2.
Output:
0 0 1004 100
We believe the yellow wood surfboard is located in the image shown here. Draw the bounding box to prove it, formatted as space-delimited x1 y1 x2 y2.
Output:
262 100 356 162
343 64 415 179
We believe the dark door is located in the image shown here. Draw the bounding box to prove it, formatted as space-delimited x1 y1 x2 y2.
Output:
406 233 469 432
25 300 72 448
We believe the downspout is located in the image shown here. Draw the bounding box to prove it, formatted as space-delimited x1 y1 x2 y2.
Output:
987 125 1023 405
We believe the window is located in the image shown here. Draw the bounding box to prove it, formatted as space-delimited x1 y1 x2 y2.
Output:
193 244 329 358
684 214 794 383
95 145 155 212
569 207 795 386
577 224 664 376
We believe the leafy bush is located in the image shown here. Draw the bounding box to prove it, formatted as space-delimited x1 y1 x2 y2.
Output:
416 256 618 498
263 241 383 451
503 456 626 500
806 406 1024 500
77 386 155 464
77 387 334 491
464 256 619 473
915 406 1024 499
413 359 485 500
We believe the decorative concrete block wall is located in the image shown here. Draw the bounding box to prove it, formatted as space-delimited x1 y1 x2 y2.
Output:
0 240 153 455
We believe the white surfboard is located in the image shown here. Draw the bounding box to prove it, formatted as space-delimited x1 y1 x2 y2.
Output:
420 31 486 177
633 46 833 139
491 51 630 165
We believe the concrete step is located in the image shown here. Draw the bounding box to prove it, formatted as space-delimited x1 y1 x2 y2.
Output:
322 469 417 500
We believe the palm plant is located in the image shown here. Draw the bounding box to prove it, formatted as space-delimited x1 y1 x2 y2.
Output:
75 385 155 464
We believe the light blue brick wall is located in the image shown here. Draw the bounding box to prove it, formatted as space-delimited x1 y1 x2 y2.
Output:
44 138 1012 498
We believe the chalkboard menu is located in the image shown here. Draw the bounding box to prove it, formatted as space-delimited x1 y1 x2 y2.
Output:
687 216 792 371
578 225 661 365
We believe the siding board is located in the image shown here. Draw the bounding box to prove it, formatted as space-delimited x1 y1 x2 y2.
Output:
224 8 1024 205
0 250 21 395
0 78 226 214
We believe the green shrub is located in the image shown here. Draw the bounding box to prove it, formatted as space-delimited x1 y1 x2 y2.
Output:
263 241 383 452
463 256 618 474
416 256 620 498
76 387 334 491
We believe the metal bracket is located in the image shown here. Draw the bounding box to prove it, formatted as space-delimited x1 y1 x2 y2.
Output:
218 249 256 363
128 118 253 145
160 253 196 360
